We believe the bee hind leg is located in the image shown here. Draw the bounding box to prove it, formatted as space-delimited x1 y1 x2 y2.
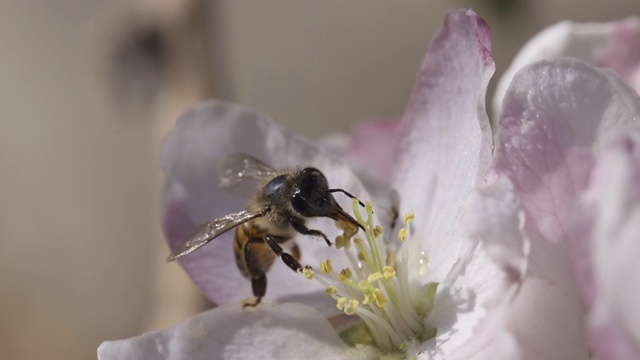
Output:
242 239 268 309
243 274 266 309
265 235 310 273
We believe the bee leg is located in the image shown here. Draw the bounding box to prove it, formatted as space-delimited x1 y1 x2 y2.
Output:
265 235 310 273
290 220 333 247
243 274 267 309
242 239 267 309
291 243 301 261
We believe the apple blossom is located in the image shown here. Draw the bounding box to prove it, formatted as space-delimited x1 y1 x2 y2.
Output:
98 8 640 360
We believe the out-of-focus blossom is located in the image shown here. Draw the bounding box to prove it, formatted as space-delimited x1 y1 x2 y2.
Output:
573 139 640 360
477 57 640 359
98 9 640 360
493 16 640 114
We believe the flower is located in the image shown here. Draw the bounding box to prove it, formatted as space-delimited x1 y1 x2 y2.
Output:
475 16 640 359
98 9 640 360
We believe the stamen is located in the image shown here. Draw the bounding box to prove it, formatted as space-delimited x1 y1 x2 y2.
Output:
362 293 373 305
385 252 395 267
367 272 384 283
383 266 396 279
306 203 438 354
403 212 415 224
344 299 359 315
337 297 348 310
302 268 314 279
372 288 387 308
338 268 353 281
397 228 408 242
320 259 333 274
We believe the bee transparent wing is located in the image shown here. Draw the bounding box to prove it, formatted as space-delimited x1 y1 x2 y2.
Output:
219 153 278 197
167 210 265 262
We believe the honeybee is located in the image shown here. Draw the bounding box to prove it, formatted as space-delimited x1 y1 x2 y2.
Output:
167 153 364 307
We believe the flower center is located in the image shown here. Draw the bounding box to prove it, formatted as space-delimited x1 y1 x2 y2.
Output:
303 200 438 353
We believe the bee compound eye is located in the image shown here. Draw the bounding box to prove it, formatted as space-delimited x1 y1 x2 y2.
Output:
263 175 287 200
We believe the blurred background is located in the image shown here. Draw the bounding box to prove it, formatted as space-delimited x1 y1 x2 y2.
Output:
1 1 638 359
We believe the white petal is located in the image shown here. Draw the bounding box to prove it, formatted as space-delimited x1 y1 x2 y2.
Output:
412 175 529 359
98 302 377 360
465 173 528 277
423 242 519 360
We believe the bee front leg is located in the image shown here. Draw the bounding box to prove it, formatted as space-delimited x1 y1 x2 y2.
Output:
264 235 311 273
289 219 333 247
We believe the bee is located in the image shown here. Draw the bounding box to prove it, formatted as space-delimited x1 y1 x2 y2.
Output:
167 153 364 307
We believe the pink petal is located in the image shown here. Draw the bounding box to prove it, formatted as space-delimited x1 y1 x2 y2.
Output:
348 117 402 185
578 139 640 360
161 100 370 306
496 58 640 248
97 302 356 360
599 18 640 93
494 17 640 114
387 9 527 358
391 8 495 284
493 59 640 358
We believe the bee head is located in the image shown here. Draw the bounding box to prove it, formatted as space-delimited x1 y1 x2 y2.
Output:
291 168 330 216
292 168 362 230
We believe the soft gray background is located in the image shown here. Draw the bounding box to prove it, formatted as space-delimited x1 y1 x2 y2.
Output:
1 1 638 359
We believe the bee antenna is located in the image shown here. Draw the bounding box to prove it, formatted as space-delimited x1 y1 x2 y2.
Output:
328 189 365 208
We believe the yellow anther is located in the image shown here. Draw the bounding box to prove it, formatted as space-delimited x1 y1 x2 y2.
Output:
367 272 384 283
398 228 408 242
403 212 415 224
302 267 315 279
320 259 333 275
338 268 353 281
335 235 345 249
344 299 359 315
357 252 366 262
373 288 387 308
373 225 383 237
325 285 338 295
383 266 396 279
344 223 359 238
354 237 363 245
336 297 348 310
365 201 373 214
362 293 373 305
